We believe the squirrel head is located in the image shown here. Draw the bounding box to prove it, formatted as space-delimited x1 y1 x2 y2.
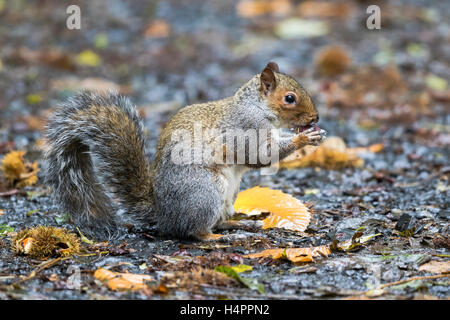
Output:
259 62 319 130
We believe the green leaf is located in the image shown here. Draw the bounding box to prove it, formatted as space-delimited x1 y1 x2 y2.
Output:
26 209 40 217
94 33 109 49
407 43 426 57
76 227 95 244
55 212 71 224
215 266 265 294
0 224 14 237
390 280 426 291
26 190 46 200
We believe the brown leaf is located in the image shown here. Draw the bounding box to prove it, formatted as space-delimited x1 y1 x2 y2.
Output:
315 45 352 76
237 0 292 18
418 261 450 274
298 1 353 19
144 20 171 38
280 137 365 170
50 77 131 95
94 268 153 291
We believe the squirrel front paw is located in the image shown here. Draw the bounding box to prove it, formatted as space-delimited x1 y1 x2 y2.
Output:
293 127 324 148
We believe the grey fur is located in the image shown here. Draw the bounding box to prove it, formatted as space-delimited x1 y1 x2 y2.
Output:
44 71 319 240
44 91 153 239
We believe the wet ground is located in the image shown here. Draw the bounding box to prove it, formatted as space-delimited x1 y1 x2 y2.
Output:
0 0 449 299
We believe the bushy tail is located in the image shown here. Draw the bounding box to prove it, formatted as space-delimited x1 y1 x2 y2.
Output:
44 91 154 238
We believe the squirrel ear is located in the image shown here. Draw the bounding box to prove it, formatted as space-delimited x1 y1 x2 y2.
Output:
266 61 280 73
260 66 277 94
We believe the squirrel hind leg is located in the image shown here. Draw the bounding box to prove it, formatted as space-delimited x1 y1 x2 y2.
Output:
154 167 223 240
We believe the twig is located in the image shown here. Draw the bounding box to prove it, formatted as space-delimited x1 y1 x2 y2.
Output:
13 256 71 286
378 274 449 290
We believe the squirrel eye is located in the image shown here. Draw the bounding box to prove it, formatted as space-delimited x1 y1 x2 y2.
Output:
284 94 296 104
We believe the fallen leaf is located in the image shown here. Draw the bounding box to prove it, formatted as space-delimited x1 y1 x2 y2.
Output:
332 233 381 252
244 245 331 264
280 137 368 170
7 47 76 71
25 94 43 105
244 248 285 260
231 264 253 273
0 150 39 188
0 224 14 237
76 50 101 67
144 20 171 38
275 18 329 39
425 74 447 91
76 227 95 245
418 261 450 274
298 1 353 19
94 268 153 291
199 233 224 241
315 45 352 76
50 77 131 94
215 265 265 294
237 0 291 18
234 186 311 232
94 33 108 49
285 246 331 263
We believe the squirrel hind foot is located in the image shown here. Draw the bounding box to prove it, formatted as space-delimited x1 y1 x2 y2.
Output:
73 216 119 240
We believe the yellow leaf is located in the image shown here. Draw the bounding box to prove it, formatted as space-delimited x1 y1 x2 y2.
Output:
94 268 153 291
231 264 253 273
76 50 101 67
0 150 39 188
234 186 311 232
245 245 331 264
26 94 43 105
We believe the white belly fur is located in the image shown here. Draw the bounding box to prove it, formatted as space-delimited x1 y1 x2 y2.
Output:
219 165 248 218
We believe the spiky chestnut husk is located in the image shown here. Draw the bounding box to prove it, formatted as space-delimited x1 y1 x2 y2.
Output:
12 226 80 259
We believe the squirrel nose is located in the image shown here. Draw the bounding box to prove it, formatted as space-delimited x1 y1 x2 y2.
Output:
312 114 319 123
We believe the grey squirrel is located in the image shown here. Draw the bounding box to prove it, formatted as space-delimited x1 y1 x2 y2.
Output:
44 62 323 239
